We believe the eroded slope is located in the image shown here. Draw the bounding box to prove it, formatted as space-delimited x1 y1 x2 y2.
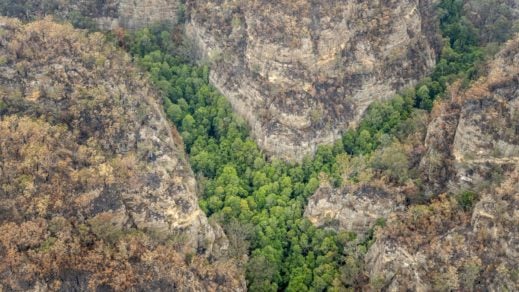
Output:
0 18 243 291
367 35 519 291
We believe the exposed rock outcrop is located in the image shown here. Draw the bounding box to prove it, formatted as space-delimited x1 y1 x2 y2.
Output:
0 0 181 29
186 0 440 160
367 174 519 291
418 94 461 196
1 1 441 161
0 18 243 291
365 35 519 291
451 36 519 189
420 33 519 194
305 185 402 237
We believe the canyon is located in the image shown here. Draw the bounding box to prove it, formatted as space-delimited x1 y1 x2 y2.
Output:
1 0 518 290
1 0 442 160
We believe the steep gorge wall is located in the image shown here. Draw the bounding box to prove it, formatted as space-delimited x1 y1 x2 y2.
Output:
0 18 243 291
0 0 181 29
1 0 441 160
96 0 181 30
186 0 440 160
302 32 519 291
420 33 519 195
366 35 519 291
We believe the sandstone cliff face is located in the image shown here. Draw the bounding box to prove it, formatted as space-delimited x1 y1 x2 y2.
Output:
305 185 402 237
420 33 519 194
418 99 461 195
366 175 519 291
1 0 440 161
94 0 181 30
366 35 519 291
186 0 440 160
0 0 180 29
451 38 519 189
0 18 243 291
